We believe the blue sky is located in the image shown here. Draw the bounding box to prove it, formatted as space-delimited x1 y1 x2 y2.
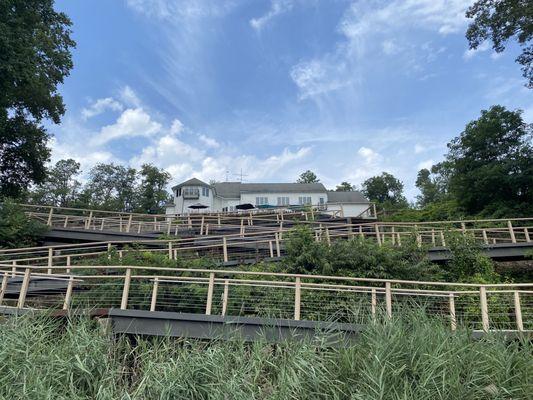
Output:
51 0 532 199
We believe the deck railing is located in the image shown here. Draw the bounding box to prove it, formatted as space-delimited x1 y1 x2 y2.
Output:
0 265 531 332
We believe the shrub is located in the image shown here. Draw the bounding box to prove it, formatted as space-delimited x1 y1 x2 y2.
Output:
0 199 47 248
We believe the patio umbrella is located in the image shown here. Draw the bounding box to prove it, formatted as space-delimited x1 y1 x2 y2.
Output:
188 203 208 209
235 203 255 210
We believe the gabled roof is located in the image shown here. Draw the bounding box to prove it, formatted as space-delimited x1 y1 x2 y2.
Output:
172 177 210 190
326 190 369 203
211 182 327 198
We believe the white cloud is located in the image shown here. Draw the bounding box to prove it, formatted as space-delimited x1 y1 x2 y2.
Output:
120 86 142 107
91 108 162 146
414 144 426 154
463 41 490 59
170 119 184 135
250 0 293 32
81 98 123 120
357 146 381 164
198 134 220 148
290 59 352 100
417 159 434 170
382 39 400 55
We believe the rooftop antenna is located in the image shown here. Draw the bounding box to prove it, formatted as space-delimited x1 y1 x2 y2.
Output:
233 168 248 183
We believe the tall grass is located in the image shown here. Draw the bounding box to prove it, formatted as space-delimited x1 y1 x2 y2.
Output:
0 312 530 399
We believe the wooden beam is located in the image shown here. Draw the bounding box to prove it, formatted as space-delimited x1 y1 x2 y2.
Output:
120 268 132 310
17 268 31 308
479 286 489 332
205 272 215 315
294 277 301 321
385 281 392 319
449 294 456 331
221 279 229 316
513 291 523 332
150 277 159 312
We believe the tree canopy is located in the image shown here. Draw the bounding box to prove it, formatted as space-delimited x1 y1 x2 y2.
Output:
362 172 407 209
0 0 75 197
466 0 533 88
335 181 354 191
296 170 320 183
439 105 532 216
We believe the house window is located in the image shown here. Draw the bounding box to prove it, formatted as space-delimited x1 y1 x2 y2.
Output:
177 188 181 196
319 197 324 205
277 196 289 206
255 196 268 206
202 187 209 197
299 196 312 205
183 187 200 198
229 206 235 211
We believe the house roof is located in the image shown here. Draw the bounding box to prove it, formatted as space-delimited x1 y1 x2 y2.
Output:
211 182 327 198
172 177 210 190
326 190 369 203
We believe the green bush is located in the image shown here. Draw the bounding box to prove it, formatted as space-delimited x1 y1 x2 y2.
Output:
0 313 530 399
0 199 48 248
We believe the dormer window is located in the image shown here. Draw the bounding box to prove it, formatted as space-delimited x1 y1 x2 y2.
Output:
176 188 181 196
183 187 200 199
202 187 210 197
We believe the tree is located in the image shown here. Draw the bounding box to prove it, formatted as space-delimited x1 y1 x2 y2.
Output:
0 1 75 197
466 0 532 88
415 167 447 207
361 172 407 207
136 164 171 214
440 105 532 216
82 163 138 211
31 159 81 207
0 200 47 248
336 181 354 191
296 170 319 183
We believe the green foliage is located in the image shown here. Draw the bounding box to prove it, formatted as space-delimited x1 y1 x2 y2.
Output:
283 226 443 281
0 313 530 399
362 172 408 211
466 0 533 88
0 200 47 248
335 181 354 191
445 231 499 283
441 105 532 217
136 163 172 214
30 158 81 207
296 170 319 183
384 200 465 222
0 0 75 197
415 167 448 207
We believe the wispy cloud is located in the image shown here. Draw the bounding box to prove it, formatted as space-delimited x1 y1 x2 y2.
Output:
250 0 293 32
81 98 123 120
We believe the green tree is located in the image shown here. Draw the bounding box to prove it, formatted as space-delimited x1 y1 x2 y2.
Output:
415 167 447 207
466 0 533 88
0 200 47 248
136 164 171 214
82 163 138 211
441 105 532 216
31 159 81 207
296 170 319 183
362 172 408 208
335 181 354 191
0 1 75 197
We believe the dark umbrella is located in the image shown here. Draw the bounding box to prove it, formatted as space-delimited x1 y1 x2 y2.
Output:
188 203 208 209
235 203 255 210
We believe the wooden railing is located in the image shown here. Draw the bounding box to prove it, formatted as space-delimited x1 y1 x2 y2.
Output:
1 218 532 269
0 265 530 332
17 203 377 234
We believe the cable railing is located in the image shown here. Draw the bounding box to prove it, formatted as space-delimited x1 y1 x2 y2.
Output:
0 265 531 332
1 218 532 269
18 203 377 234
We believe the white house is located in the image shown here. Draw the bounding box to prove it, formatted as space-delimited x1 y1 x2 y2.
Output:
166 177 374 218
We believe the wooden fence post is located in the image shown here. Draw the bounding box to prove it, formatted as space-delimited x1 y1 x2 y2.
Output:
325 228 331 246
385 281 392 319
375 224 382 246
11 260 17 277
524 228 531 243
47 207 54 226
63 215 69 228
275 233 281 257
507 220 516 243
120 268 132 310
371 288 376 319
150 277 159 312
440 231 446 247
513 291 523 332
205 272 215 315
63 276 74 310
294 277 301 321
482 230 489 245
221 279 229 316
17 268 31 309
269 241 274 258
222 237 228 262
86 211 93 229
47 247 53 274
100 218 105 231
127 214 133 233
200 216 205 235
168 242 173 259
479 286 489 332
0 272 8 306
449 293 456 331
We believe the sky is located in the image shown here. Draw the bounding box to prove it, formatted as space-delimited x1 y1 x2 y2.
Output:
51 0 532 200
